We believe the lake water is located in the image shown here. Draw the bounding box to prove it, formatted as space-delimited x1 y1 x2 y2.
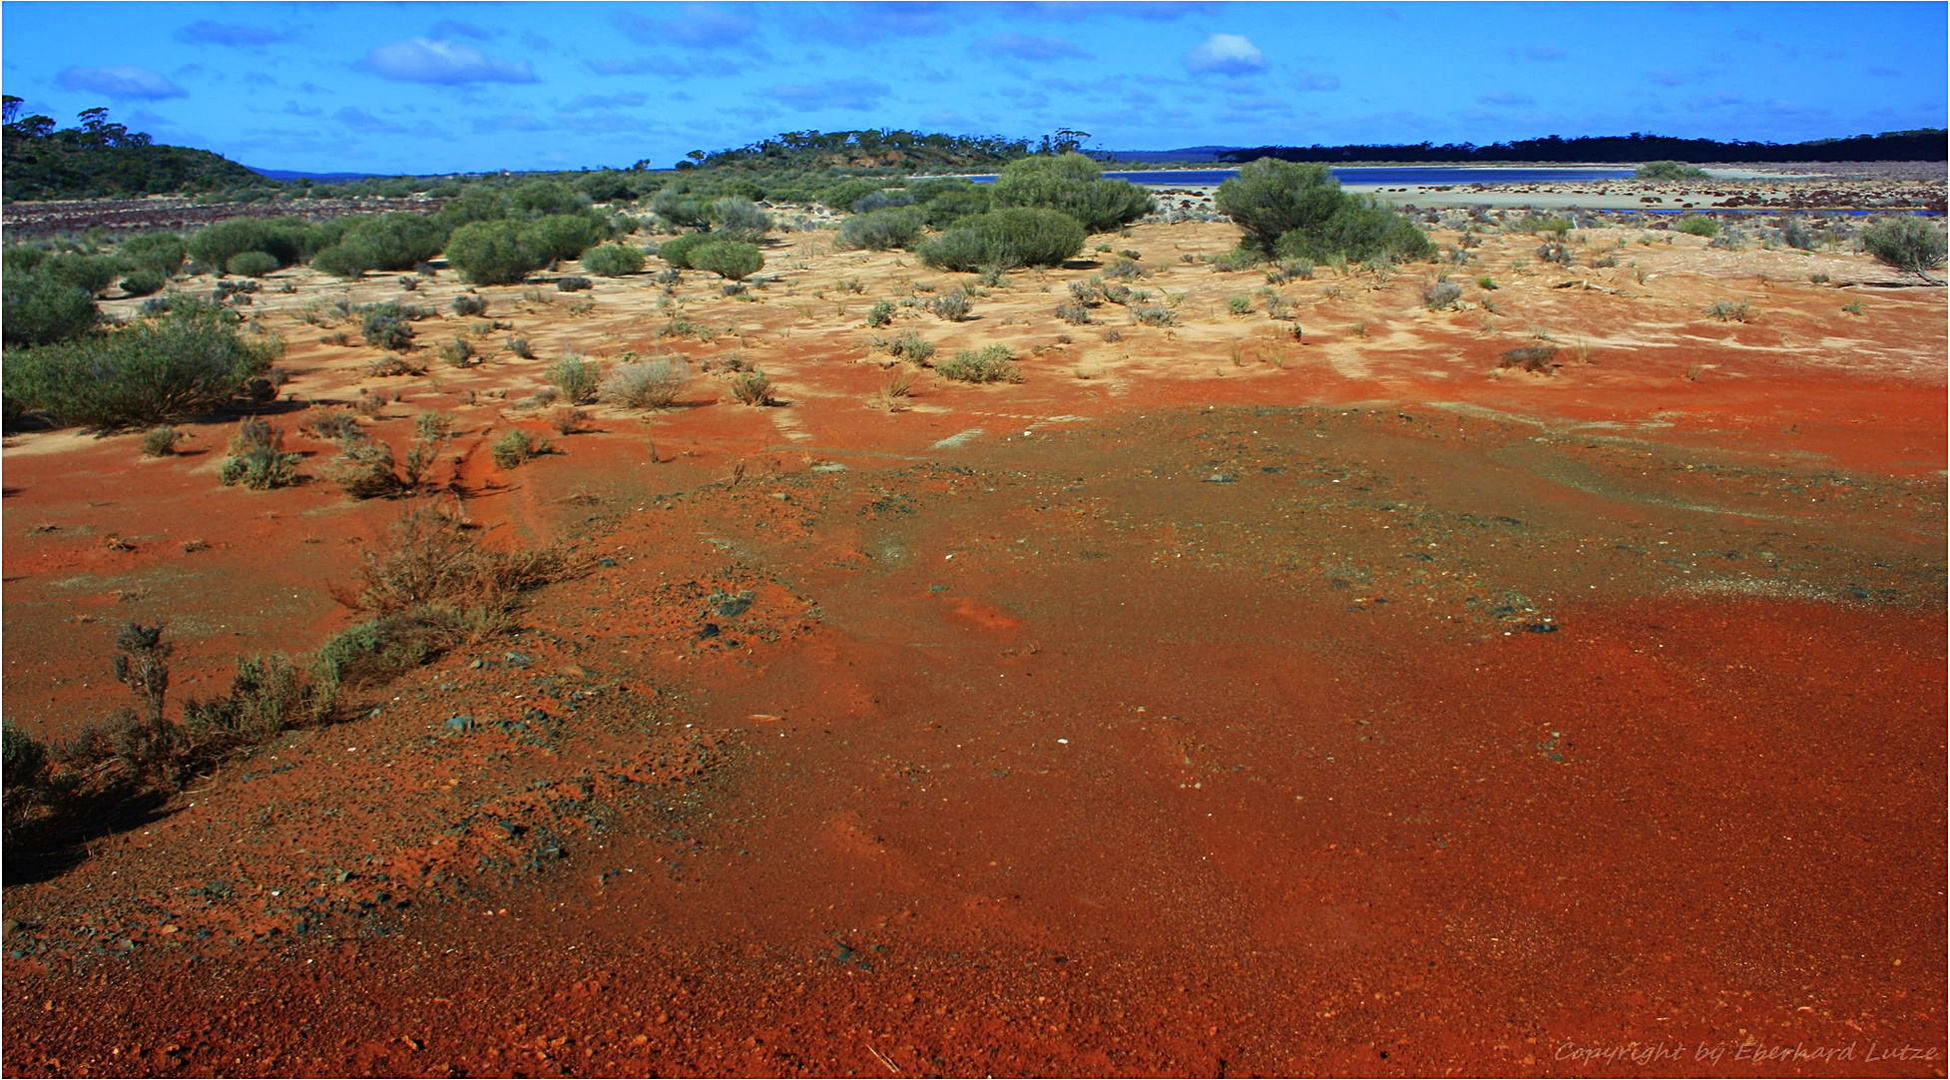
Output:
958 167 1639 187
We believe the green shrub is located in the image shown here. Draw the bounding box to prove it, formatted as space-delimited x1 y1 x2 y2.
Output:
937 344 1023 383
651 191 709 230
120 269 166 297
1424 280 1463 309
582 243 646 276
1674 215 1720 238
547 354 602 403
1705 299 1751 322
866 299 895 327
926 289 972 321
510 179 588 217
920 185 993 228
437 337 475 367
1271 195 1434 264
1636 160 1709 180
1215 159 1347 252
709 197 771 242
43 252 122 294
1860 216 1947 282
119 233 187 276
1227 294 1252 315
689 240 763 280
655 231 713 269
341 212 450 271
839 207 926 251
919 207 1086 271
226 250 280 278
330 438 405 499
4 302 278 430
187 217 310 270
1537 242 1573 266
489 428 549 468
445 219 548 285
3 272 99 345
991 153 1154 233
1208 246 1261 272
820 177 884 212
1131 304 1176 327
522 213 608 263
309 243 370 279
361 303 417 350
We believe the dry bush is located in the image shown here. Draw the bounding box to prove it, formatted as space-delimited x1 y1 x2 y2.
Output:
341 506 577 620
600 358 688 409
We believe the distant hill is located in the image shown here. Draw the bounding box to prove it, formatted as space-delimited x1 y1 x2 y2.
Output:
2 104 265 200
247 167 392 183
1214 130 1949 165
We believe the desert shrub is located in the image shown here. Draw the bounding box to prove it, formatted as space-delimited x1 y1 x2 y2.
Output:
219 420 301 488
1536 242 1574 266
556 275 593 292
1227 294 1253 315
119 232 187 276
445 219 548 285
489 428 549 468
360 303 417 350
547 354 602 403
1860 216 1947 282
1056 300 1093 324
140 425 183 456
729 369 774 406
446 294 484 318
865 299 896 327
1498 345 1559 373
652 190 710 231
437 337 475 367
2 272 99 345
349 212 450 271
853 190 914 213
926 289 973 321
1636 160 1709 180
937 344 1023 384
583 243 646 276
1131 304 1176 327
919 207 1086 271
838 207 926 251
689 240 763 281
1267 258 1313 283
874 330 935 365
920 186 993 228
1674 215 1720 238
1781 218 1819 251
992 153 1153 233
1103 259 1147 280
4 302 278 430
1272 196 1435 264
708 198 772 242
601 358 688 408
1424 279 1463 310
226 251 280 278
506 335 535 359
1478 275 1499 289
120 269 166 297
303 406 364 442
3 722 50 836
42 253 122 294
655 231 713 269
331 438 405 499
1705 300 1751 322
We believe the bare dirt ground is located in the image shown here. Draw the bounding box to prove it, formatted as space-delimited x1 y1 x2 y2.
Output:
3 218 1945 1077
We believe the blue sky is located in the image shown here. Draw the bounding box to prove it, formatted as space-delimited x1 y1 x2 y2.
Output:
3 2 1944 174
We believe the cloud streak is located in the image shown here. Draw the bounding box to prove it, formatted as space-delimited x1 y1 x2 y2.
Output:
55 65 187 100
359 39 537 85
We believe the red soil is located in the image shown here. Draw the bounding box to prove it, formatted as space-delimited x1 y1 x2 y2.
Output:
3 222 1944 1076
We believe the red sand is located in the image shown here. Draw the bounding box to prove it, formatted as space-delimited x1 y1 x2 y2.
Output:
3 221 1944 1076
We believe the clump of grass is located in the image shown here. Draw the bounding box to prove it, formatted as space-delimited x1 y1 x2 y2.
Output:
925 289 972 321
1226 295 1252 316
869 367 916 411
1131 305 1176 327
550 406 587 435
1673 215 1720 238
600 358 688 409
729 369 774 406
547 354 602 403
1423 279 1463 310
866 299 895 327
452 294 488 316
489 428 549 469
506 336 535 359
872 330 936 365
1841 300 1864 316
936 344 1023 384
140 426 183 457
437 337 475 368
1497 345 1560 373
219 419 301 489
1705 300 1751 322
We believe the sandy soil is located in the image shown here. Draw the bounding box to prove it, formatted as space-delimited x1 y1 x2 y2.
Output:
3 217 1945 1076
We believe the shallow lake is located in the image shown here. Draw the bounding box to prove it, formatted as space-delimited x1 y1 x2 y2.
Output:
953 166 1640 186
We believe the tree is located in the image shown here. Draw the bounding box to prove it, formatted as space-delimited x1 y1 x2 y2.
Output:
990 153 1152 233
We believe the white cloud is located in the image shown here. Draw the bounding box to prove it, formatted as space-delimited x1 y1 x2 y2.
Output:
359 39 536 85
1185 34 1266 77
